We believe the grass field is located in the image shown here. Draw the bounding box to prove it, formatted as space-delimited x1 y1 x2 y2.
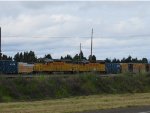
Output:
0 93 150 113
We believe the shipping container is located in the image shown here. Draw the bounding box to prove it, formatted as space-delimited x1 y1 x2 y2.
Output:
0 60 18 74
105 63 121 74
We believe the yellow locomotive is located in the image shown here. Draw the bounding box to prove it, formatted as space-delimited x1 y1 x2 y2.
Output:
33 59 106 73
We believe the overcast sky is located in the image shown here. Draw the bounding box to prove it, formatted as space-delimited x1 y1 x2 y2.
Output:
0 1 150 60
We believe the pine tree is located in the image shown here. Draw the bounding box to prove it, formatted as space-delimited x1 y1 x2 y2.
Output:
142 58 148 63
105 58 111 63
14 52 20 62
92 55 96 62
44 54 52 59
73 54 79 61
88 55 96 62
60 56 64 60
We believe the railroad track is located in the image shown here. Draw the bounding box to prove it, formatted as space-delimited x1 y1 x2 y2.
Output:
0 74 118 78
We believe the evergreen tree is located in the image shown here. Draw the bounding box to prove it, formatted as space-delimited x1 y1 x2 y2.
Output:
92 55 96 62
132 57 138 63
73 54 79 61
1 54 12 60
14 51 37 63
14 52 20 62
121 57 126 63
79 51 84 59
142 58 148 63
44 54 52 59
105 58 111 63
28 51 37 63
88 55 96 62
20 52 23 62
125 55 132 63
116 59 120 63
60 56 64 60
23 52 28 62
119 56 149 63
65 54 72 60
88 55 92 61
79 50 87 60
112 58 117 63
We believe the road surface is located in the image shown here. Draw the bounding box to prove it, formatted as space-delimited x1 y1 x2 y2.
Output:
78 106 150 113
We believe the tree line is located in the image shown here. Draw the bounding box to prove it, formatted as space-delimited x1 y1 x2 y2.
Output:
0 51 149 64
0 50 96 63
105 55 148 63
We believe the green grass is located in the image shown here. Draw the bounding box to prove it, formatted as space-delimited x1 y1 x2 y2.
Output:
0 93 150 113
0 73 150 102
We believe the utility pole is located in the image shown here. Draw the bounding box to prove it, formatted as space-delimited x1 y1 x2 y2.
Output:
80 43 81 61
90 28 93 62
0 27 1 60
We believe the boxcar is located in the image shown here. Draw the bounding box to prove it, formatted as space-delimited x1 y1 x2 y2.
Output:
0 60 18 74
105 63 121 74
120 63 149 74
120 63 134 73
146 64 149 72
132 63 147 73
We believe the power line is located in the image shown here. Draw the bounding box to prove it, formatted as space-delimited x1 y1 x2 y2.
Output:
1 33 150 39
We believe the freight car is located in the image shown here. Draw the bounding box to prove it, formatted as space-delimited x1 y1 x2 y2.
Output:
0 60 18 74
0 60 33 74
105 63 121 74
120 63 149 74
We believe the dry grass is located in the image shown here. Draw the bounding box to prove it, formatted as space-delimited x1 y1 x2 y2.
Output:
0 93 150 113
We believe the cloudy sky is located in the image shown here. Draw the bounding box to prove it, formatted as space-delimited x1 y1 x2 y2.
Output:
0 1 150 60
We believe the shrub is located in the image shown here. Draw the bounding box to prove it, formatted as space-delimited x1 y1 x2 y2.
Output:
0 73 150 102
